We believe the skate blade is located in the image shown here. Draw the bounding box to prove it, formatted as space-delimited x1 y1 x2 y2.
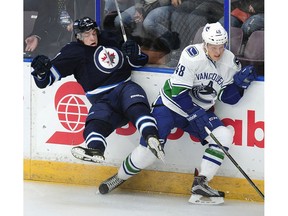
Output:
147 137 166 164
188 194 224 205
71 147 104 163
157 151 166 164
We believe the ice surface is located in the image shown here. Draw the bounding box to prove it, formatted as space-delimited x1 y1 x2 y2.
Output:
24 181 264 216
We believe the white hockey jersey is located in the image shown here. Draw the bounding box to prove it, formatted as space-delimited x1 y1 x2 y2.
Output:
161 43 241 116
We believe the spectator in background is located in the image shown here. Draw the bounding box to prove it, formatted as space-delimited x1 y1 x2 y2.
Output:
24 0 95 58
141 0 182 52
166 0 224 67
24 0 74 58
104 0 135 15
114 0 163 37
219 0 264 41
114 0 180 52
102 0 135 31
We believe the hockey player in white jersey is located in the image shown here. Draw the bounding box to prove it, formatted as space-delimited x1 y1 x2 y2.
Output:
98 22 257 204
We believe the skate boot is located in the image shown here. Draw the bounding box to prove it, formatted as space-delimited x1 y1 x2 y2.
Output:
146 135 165 163
98 174 125 194
189 169 225 205
71 146 105 163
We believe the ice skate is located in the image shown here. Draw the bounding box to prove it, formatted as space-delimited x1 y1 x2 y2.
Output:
189 169 225 205
98 174 125 194
71 146 105 163
146 135 165 163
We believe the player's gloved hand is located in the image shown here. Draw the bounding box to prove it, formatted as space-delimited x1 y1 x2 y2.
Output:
121 39 140 60
187 107 213 134
31 55 52 79
233 65 257 89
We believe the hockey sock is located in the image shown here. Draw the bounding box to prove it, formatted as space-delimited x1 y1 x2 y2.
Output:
118 145 157 180
199 147 225 181
125 103 159 140
84 120 112 152
200 126 234 180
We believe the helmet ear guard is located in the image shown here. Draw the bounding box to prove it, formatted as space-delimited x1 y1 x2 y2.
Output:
202 22 228 46
73 17 100 40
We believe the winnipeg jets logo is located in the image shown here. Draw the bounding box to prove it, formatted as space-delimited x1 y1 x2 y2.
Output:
94 46 124 73
191 81 217 103
101 49 116 66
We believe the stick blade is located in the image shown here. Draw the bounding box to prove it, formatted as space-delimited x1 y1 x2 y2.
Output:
188 194 224 205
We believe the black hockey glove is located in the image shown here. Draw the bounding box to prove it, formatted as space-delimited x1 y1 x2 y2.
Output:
31 55 52 79
121 39 140 60
233 65 257 89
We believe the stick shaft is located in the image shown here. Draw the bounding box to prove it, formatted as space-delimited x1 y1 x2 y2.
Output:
204 127 264 200
114 0 127 42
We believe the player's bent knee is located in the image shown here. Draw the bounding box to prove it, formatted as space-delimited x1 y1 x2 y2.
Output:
130 145 157 169
211 126 234 149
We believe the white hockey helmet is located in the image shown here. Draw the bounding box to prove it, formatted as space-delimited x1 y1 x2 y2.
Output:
202 22 228 45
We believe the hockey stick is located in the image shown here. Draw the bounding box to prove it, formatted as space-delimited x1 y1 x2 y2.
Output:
204 127 265 200
102 46 113 66
114 0 127 42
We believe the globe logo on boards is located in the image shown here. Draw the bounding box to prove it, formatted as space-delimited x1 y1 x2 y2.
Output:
46 81 89 145
56 94 88 133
